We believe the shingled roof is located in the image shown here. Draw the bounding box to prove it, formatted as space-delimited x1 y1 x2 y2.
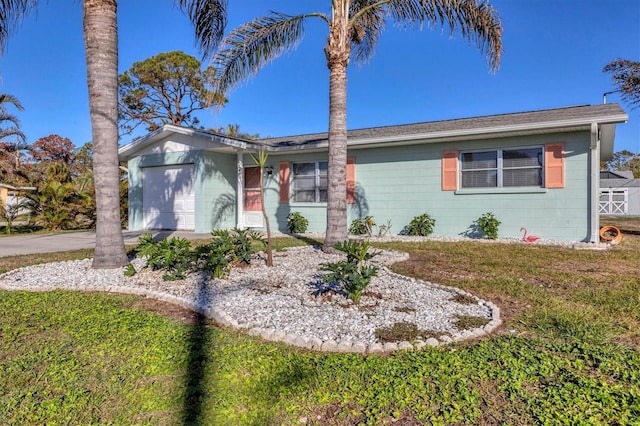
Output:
258 104 627 149
119 104 628 160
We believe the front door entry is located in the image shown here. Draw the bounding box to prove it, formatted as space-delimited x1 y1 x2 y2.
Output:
244 167 262 211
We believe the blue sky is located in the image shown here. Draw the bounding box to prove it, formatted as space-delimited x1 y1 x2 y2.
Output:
0 0 638 154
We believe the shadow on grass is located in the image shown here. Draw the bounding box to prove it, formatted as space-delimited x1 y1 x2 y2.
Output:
181 279 211 425
182 312 210 425
179 261 316 424
290 233 324 248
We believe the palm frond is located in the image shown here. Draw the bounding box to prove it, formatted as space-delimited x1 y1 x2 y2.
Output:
212 12 327 96
357 0 502 71
348 0 387 64
0 0 38 54
0 127 25 144
0 93 24 110
604 59 640 109
176 0 227 59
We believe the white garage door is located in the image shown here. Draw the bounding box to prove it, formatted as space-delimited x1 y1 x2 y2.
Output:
143 164 195 230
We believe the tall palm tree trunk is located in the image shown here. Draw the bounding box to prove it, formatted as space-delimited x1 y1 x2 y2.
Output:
83 0 128 268
323 1 350 249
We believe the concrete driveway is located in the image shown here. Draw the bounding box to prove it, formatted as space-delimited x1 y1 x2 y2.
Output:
0 230 212 257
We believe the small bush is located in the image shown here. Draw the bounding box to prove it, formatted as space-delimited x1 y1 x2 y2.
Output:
320 240 379 303
349 215 374 236
349 216 391 237
123 264 137 277
135 234 193 281
476 212 501 240
134 228 264 281
406 213 436 236
196 228 265 278
286 211 309 233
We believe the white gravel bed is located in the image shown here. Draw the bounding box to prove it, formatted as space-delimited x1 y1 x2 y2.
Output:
294 232 613 250
0 246 502 353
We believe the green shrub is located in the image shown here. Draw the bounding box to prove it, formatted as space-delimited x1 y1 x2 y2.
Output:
134 229 265 281
476 212 501 240
212 228 264 264
123 264 137 277
194 239 231 279
406 213 436 236
286 211 309 233
196 228 265 278
135 234 193 281
349 216 392 237
320 240 379 303
349 216 374 236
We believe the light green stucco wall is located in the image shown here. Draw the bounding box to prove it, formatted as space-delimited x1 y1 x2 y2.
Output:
128 130 594 242
259 130 593 242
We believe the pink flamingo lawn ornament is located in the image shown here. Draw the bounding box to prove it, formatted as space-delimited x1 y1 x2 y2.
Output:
520 227 540 243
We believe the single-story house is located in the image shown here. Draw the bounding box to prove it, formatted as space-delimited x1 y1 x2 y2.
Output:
118 103 628 242
0 183 36 211
600 170 640 216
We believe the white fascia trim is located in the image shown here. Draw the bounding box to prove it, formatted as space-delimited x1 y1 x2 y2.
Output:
118 124 266 159
264 113 628 153
346 114 629 148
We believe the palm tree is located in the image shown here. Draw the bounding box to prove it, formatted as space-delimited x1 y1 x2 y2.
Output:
0 0 227 268
604 59 640 109
0 92 27 180
211 0 502 248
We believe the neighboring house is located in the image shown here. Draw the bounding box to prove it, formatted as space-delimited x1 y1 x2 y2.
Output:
0 183 36 215
600 170 640 216
119 104 628 243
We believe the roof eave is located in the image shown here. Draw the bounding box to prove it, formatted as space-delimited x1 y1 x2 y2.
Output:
346 114 629 149
118 124 266 161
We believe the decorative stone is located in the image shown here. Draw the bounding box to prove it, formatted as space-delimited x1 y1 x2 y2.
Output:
248 327 263 337
293 335 309 348
488 318 503 329
425 338 439 347
397 341 413 351
336 340 353 353
351 341 367 354
471 328 487 338
383 342 399 352
308 337 323 350
460 329 474 339
260 329 275 340
283 334 298 345
367 343 385 354
439 335 453 343
271 331 286 342
212 312 228 325
321 340 338 352
1 245 502 355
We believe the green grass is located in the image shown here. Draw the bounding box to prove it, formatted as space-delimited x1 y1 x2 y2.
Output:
1 227 640 424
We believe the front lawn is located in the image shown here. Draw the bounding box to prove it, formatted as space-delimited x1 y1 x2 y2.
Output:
1 226 639 425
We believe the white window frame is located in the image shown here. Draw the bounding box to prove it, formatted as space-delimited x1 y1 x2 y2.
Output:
291 161 328 203
460 146 544 189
